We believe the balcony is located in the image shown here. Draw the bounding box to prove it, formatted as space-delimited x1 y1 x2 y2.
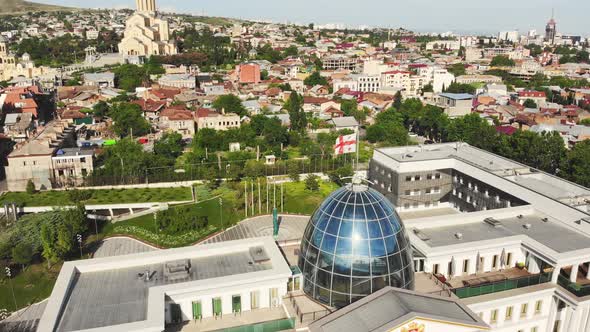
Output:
449 269 553 299
557 275 590 298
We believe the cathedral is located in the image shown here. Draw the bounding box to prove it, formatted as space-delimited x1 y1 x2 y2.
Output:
0 36 50 81
118 0 178 57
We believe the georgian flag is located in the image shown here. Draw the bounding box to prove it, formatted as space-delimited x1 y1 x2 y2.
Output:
334 133 357 155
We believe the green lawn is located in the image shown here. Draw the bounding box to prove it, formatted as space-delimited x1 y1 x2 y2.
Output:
102 181 339 248
0 263 60 312
0 187 193 207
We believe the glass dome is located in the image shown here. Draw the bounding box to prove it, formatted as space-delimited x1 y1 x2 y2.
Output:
298 183 414 308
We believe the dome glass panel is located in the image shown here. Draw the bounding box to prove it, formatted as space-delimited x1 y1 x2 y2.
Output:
298 184 414 308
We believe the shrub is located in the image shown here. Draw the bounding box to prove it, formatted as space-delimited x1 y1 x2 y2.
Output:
26 180 36 194
305 175 320 191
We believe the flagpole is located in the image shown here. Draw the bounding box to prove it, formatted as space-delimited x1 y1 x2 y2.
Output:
355 125 360 172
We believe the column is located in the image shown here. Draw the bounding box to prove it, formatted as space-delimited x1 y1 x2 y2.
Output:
571 264 579 283
552 266 561 283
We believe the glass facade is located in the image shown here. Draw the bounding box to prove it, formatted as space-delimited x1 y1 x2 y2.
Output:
298 184 414 308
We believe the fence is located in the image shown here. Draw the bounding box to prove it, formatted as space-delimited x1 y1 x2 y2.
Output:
220 317 295 332
557 275 590 298
288 293 332 324
452 271 552 299
83 154 362 187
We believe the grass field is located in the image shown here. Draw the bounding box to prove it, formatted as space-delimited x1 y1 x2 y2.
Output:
0 263 61 312
103 180 339 248
0 187 193 207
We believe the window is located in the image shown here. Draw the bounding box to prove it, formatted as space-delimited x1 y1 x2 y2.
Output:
435 173 441 179
433 264 439 274
412 202 419 208
505 306 513 320
535 300 542 314
405 176 412 182
405 190 411 196
462 259 469 273
531 327 538 332
425 188 432 194
404 203 410 209
426 174 433 180
492 255 499 269
433 187 441 194
507 253 513 267
520 303 528 318
490 309 498 324
415 175 421 181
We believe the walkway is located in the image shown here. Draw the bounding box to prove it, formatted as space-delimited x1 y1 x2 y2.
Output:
200 215 310 245
93 237 158 258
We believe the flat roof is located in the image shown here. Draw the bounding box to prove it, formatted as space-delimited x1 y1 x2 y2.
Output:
39 237 292 332
417 214 590 253
57 250 271 332
509 173 590 200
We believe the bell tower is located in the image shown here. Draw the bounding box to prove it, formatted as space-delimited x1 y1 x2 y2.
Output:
136 0 156 13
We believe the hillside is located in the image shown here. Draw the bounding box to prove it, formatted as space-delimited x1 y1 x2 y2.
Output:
0 0 75 14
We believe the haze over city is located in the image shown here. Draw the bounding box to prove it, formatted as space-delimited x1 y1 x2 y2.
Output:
35 0 590 35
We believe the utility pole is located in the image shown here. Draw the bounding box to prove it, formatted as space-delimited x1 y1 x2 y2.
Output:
5 267 17 311
251 181 255 216
93 209 98 237
258 178 261 214
244 181 248 218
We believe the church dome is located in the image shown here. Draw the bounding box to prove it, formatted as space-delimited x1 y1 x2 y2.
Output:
298 182 414 308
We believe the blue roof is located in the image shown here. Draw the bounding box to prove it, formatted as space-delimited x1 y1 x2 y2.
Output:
439 93 474 100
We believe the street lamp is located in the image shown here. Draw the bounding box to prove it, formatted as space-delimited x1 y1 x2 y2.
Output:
5 267 17 311
219 197 224 231
93 209 98 237
76 234 83 259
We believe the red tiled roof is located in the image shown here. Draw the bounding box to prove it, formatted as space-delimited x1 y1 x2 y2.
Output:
131 99 166 112
496 126 517 136
303 97 331 105
518 91 546 98
160 108 193 121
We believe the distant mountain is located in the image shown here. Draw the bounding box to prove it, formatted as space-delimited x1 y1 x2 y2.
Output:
0 0 75 14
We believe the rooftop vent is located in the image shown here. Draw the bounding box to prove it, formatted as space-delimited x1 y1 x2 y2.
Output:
523 223 532 230
484 217 502 228
249 246 270 263
413 229 431 241
517 214 524 219
455 232 463 239
542 217 549 222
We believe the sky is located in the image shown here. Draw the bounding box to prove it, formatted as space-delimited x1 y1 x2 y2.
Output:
36 0 590 36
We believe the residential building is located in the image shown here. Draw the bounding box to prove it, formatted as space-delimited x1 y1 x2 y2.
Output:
322 54 360 71
52 148 95 187
3 112 34 142
159 107 196 138
236 63 261 84
158 74 196 89
196 108 241 131
83 72 115 88
5 120 75 191
430 93 474 117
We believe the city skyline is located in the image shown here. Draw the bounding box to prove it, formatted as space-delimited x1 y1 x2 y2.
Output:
35 0 590 35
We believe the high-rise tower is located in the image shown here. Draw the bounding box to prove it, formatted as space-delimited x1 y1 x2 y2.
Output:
545 10 557 45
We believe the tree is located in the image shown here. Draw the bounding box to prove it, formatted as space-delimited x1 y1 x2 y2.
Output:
305 174 320 191
26 179 36 194
580 118 590 127
304 71 328 87
109 102 150 137
523 99 538 108
212 94 247 117
285 92 307 132
490 55 515 67
263 117 288 148
92 101 109 119
422 84 434 93
445 82 476 95
12 241 33 270
328 165 354 186
114 64 147 91
447 63 466 76
341 99 358 116
393 91 403 110
561 141 590 187
154 132 183 160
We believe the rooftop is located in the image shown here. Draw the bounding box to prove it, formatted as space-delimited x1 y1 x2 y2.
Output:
39 237 292 332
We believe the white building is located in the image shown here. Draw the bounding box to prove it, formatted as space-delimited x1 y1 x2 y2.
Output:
38 237 292 332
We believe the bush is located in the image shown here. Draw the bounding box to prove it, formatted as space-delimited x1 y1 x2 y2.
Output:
26 180 36 194
67 189 92 203
305 175 320 191
156 206 209 235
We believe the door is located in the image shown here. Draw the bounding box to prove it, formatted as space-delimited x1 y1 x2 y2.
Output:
232 295 241 313
269 288 279 307
192 301 202 320
212 297 222 317
170 303 182 324
250 291 260 309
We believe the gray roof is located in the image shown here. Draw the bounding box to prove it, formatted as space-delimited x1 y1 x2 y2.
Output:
417 214 590 253
56 250 272 332
308 287 488 332
439 93 474 100
83 72 114 82
329 116 359 128
93 238 156 258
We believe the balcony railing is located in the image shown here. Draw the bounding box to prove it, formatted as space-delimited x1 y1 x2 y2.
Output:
452 272 553 299
221 317 295 332
557 275 590 298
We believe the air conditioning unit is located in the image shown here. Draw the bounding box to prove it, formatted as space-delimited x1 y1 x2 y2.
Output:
455 232 463 239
